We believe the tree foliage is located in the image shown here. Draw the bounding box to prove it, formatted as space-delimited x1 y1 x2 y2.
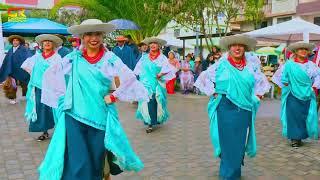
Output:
162 0 244 51
51 0 181 42
0 3 13 23
244 0 265 30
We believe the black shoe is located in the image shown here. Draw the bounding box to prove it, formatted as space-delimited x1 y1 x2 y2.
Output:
297 140 303 147
37 132 49 142
291 140 299 148
146 127 153 133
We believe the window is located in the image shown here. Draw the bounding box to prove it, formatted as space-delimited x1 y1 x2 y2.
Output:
277 16 292 24
261 21 268 28
215 28 225 33
314 17 320 26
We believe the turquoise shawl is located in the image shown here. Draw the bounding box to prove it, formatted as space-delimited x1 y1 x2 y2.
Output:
38 51 144 180
25 55 55 122
208 58 259 158
136 55 169 124
280 60 318 139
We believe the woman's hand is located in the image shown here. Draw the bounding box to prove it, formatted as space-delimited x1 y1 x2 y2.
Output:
156 73 163 79
104 94 117 104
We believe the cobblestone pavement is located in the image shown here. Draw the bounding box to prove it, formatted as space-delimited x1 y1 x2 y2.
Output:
0 90 319 180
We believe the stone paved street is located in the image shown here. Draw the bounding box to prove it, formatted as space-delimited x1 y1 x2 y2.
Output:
0 89 319 180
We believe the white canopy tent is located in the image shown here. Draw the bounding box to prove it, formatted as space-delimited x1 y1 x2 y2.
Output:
245 18 320 43
156 33 193 49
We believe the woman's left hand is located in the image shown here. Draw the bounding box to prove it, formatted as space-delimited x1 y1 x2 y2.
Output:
157 73 163 79
104 94 117 104
104 95 112 104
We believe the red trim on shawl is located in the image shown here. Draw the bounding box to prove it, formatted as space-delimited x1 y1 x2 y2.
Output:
82 47 105 64
42 51 55 59
227 55 246 70
149 50 160 61
294 57 308 64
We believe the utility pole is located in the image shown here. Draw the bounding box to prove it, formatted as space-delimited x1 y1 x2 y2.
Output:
195 26 200 57
0 9 5 65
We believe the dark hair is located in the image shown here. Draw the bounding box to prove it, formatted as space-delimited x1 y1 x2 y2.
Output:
125 35 132 39
138 42 147 47
212 45 221 52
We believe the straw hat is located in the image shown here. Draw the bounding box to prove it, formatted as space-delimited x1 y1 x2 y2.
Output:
287 41 315 52
116 35 127 42
8 35 25 44
68 36 80 42
68 19 115 36
142 37 167 47
35 34 63 47
219 34 257 51
168 50 175 56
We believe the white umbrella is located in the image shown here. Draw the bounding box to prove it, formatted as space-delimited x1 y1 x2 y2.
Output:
245 18 320 43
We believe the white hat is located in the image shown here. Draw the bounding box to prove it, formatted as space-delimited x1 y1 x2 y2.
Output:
35 34 63 47
68 19 115 36
142 37 167 47
287 41 315 52
219 34 257 51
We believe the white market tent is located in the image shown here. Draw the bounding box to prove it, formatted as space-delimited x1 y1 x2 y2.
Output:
245 18 320 43
156 33 193 49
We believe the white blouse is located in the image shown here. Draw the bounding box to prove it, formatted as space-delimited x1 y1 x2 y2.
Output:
41 51 149 108
194 53 271 96
21 53 62 73
272 60 320 88
134 53 176 81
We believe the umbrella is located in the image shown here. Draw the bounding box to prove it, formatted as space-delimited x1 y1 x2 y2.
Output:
2 18 70 36
245 18 320 43
275 43 286 54
256 47 278 55
108 19 140 30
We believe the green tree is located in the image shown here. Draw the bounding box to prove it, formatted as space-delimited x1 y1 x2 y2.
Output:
51 0 180 42
163 0 244 51
0 3 12 23
28 9 50 19
244 0 265 30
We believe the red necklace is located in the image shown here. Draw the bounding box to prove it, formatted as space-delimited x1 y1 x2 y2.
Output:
294 57 308 64
228 55 246 70
42 51 55 59
82 47 105 64
149 50 160 61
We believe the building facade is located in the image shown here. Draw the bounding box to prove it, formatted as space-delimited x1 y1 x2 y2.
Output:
234 0 320 32
1 0 60 9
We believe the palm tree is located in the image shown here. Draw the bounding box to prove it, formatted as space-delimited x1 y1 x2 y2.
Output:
52 0 179 42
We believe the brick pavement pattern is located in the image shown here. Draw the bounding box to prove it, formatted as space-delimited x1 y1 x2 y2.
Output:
0 90 319 180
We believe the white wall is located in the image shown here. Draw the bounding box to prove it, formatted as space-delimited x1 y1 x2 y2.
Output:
37 0 55 9
299 0 318 3
271 0 298 15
